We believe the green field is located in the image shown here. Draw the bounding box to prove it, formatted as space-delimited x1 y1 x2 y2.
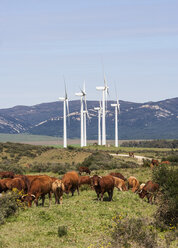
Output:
0 142 177 248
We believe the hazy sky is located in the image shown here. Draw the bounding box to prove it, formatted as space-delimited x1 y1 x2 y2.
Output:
0 0 178 108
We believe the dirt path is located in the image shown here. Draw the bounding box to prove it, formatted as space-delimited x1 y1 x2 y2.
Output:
110 153 152 164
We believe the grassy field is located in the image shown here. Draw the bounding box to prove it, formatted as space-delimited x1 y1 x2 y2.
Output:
0 142 177 247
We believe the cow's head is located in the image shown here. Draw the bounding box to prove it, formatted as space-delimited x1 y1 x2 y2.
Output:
91 175 101 187
22 194 36 207
139 189 147 199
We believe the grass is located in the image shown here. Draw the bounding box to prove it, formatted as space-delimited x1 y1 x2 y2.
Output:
0 185 157 248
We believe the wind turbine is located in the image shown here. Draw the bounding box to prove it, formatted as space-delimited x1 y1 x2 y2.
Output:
111 95 120 147
75 82 88 147
96 75 109 145
94 101 102 145
59 83 69 148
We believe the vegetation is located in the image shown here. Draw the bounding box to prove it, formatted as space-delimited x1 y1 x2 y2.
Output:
0 142 178 247
121 139 178 148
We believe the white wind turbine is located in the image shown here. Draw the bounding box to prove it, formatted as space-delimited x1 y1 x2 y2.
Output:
59 83 69 148
111 95 120 147
96 75 109 145
75 83 88 147
94 101 102 145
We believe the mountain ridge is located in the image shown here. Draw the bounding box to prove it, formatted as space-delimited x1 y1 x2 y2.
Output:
0 97 177 140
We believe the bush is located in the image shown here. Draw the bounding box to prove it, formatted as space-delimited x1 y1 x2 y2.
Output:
29 162 72 175
0 161 25 174
152 165 178 227
142 159 151 167
0 193 18 225
111 216 158 248
58 225 67 237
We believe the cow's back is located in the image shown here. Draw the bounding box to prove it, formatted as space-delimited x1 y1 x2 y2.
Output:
29 176 53 194
100 175 114 190
62 171 79 185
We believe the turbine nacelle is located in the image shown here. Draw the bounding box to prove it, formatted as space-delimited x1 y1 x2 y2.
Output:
96 86 105 91
75 92 83 97
59 97 65 101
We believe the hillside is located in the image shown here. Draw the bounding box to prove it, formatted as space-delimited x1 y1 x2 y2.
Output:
0 97 178 139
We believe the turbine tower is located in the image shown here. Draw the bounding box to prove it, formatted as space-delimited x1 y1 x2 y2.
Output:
94 101 102 145
96 75 109 145
59 84 69 148
75 83 88 147
111 97 120 147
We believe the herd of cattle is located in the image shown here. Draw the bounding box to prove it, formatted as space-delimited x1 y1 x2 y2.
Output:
0 166 159 207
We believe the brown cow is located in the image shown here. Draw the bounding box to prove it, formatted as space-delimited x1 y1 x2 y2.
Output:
112 176 127 191
78 166 91 175
151 159 159 166
62 171 79 196
0 178 11 192
109 172 127 181
5 178 26 192
14 175 30 193
127 176 140 193
22 175 53 207
129 152 134 158
139 180 159 204
52 179 65 204
0 171 14 179
79 176 91 186
90 175 115 201
161 161 170 165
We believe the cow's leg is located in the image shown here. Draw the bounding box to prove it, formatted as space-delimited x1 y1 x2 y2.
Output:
110 189 113 201
97 192 100 201
48 192 52 206
101 192 104 201
41 194 45 206
77 185 79 196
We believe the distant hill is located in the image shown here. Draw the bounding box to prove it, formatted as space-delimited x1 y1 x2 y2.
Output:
0 98 178 140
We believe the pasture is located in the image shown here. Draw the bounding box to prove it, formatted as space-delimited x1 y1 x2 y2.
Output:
0 142 177 247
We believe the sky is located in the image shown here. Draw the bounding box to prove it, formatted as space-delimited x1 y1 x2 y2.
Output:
0 0 178 108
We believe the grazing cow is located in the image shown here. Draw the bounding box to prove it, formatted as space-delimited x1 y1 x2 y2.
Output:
90 175 115 201
78 166 91 175
127 176 140 193
151 159 159 166
0 178 11 192
0 171 14 179
52 179 65 204
22 175 53 207
14 175 30 193
112 176 127 191
5 178 26 192
139 180 159 204
129 152 134 158
109 172 127 181
62 171 79 196
161 161 170 165
79 176 91 186
139 183 146 192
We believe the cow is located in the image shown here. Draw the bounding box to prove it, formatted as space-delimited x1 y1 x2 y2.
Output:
151 159 159 166
161 161 170 165
109 172 127 181
0 178 11 192
52 179 65 204
79 176 91 186
78 166 91 175
0 171 14 179
62 171 79 196
127 176 140 193
5 178 26 192
14 175 31 193
90 175 115 201
139 183 146 192
139 180 159 204
112 176 127 191
22 175 53 207
129 152 134 158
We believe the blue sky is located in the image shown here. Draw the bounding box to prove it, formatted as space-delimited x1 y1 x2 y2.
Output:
0 0 178 108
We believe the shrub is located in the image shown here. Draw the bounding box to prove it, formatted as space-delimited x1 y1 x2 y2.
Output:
142 159 151 167
111 216 158 248
152 165 178 227
0 193 18 225
58 225 67 237
0 161 25 174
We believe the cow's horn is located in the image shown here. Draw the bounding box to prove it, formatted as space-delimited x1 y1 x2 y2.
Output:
31 194 36 198
98 176 102 178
